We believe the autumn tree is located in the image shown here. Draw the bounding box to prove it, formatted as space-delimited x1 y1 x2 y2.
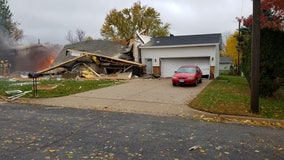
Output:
0 0 23 44
224 31 239 65
85 36 94 41
243 0 284 30
241 0 284 97
101 2 170 43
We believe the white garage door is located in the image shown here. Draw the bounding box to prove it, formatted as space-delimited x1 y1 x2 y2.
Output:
160 57 210 77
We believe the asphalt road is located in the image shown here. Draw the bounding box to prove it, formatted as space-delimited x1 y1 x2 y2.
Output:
0 103 283 160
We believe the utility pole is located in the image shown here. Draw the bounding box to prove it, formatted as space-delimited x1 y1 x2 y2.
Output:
251 0 261 113
236 17 243 75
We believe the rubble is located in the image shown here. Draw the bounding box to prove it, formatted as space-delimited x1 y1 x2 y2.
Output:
8 90 32 100
35 49 145 80
5 90 22 94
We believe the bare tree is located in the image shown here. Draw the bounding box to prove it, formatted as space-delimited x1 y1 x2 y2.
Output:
76 29 86 42
65 30 76 44
65 29 86 44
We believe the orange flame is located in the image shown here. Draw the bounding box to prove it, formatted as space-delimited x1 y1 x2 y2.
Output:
49 56 55 65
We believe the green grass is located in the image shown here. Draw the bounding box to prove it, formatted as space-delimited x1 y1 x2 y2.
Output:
0 78 122 98
189 75 284 120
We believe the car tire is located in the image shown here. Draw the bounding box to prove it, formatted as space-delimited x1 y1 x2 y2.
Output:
199 78 202 83
194 79 198 86
172 83 177 86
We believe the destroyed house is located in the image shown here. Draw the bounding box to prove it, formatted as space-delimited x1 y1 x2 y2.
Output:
37 40 145 78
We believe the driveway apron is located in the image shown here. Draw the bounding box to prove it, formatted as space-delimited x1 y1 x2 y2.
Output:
25 78 211 117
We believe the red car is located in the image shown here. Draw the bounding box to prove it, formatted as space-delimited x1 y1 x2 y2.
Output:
172 65 202 86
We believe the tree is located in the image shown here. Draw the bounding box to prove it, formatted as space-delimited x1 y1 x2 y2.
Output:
76 29 86 42
243 0 284 30
85 36 94 41
65 30 75 44
224 31 239 65
0 0 23 43
242 28 284 97
101 2 170 43
65 29 86 44
241 0 284 98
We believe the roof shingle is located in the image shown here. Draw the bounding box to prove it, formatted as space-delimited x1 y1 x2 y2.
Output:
52 40 130 66
142 33 222 47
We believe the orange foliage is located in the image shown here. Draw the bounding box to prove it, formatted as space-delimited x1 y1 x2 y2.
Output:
243 0 284 30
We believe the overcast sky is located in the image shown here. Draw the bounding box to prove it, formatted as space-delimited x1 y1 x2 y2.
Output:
8 0 252 45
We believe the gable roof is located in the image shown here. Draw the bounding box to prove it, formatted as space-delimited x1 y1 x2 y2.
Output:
52 40 131 66
141 33 222 48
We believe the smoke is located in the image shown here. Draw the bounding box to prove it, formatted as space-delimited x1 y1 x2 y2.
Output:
0 25 61 75
13 44 61 73
0 43 61 74
0 27 11 51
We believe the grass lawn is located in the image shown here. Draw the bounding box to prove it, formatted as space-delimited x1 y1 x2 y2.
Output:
0 78 122 98
189 75 284 120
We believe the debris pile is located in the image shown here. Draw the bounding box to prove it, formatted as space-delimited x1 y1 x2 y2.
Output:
35 49 145 80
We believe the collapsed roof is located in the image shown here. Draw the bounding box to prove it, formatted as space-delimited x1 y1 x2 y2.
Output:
37 49 144 73
52 40 134 67
30 39 150 79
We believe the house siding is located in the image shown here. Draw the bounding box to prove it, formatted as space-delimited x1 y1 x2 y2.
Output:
141 45 219 78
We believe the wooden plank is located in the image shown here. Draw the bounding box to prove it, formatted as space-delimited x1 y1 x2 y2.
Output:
83 63 101 77
67 49 145 67
36 54 87 74
123 65 133 72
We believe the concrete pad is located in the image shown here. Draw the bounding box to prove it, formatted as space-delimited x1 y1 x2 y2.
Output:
23 78 211 117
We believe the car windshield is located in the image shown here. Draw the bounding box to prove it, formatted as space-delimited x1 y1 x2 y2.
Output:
177 67 196 73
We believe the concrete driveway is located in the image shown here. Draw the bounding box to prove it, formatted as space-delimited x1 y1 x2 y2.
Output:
24 78 211 117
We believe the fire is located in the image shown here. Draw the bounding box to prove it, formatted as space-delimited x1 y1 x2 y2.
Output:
49 56 55 65
36 56 55 71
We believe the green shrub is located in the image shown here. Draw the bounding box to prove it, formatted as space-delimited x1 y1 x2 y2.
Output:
241 29 284 97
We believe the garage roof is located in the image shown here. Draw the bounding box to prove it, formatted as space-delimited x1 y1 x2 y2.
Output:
141 33 222 48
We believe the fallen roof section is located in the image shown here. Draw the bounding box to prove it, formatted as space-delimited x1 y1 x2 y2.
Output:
36 49 145 75
52 40 132 67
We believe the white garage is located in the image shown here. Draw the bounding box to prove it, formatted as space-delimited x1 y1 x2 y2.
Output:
139 33 222 79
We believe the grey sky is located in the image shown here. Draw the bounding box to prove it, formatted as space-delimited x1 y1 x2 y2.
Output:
8 0 252 45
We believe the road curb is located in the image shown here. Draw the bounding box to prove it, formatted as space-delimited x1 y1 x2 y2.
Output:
188 106 284 128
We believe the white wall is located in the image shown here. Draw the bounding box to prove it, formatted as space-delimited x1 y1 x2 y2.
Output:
214 44 220 77
141 45 217 66
220 64 231 71
140 44 220 78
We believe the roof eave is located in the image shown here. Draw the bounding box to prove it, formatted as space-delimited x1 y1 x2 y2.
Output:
140 43 220 49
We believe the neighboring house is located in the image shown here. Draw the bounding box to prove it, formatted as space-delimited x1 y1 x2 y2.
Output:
219 57 233 73
139 33 222 79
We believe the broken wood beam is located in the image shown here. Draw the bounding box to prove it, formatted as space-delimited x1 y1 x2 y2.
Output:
83 63 101 77
123 65 133 72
